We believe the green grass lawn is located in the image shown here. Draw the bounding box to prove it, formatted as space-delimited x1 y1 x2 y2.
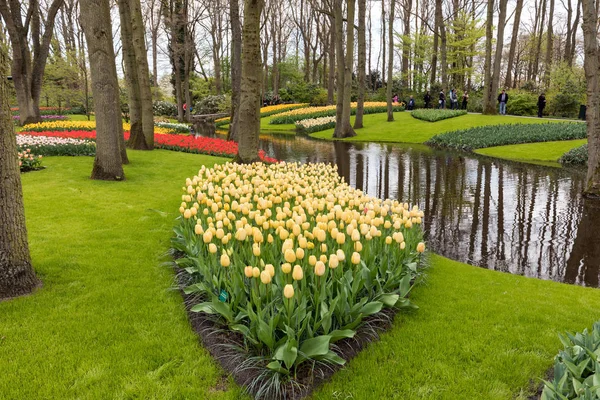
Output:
1 152 599 399
310 112 572 144
68 114 95 121
475 139 587 164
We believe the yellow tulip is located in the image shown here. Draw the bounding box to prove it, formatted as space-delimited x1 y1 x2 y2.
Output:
244 266 253 278
208 243 217 254
336 249 345 261
252 267 260 278
336 232 346 245
417 242 426 253
235 228 247 241
329 254 339 269
314 261 326 276
202 231 213 244
284 248 297 263
265 264 275 277
351 252 361 265
292 265 304 280
260 270 272 284
321 243 327 253
194 224 203 235
385 236 392 245
400 242 406 250
183 209 192 219
319 254 327 263
253 244 261 257
281 263 292 274
308 255 317 266
351 230 361 242
220 253 230 267
354 242 363 252
283 284 295 299
295 247 305 260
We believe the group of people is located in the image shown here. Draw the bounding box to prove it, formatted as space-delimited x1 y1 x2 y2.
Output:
397 88 548 118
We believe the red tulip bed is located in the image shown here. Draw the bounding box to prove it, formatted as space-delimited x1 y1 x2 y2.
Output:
18 130 278 163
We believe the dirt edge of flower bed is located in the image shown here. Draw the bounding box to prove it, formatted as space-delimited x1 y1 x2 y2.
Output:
174 266 402 400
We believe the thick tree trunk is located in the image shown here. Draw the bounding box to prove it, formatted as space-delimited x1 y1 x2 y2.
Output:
236 0 264 163
386 0 395 122
582 0 600 197
504 0 523 89
80 0 126 181
228 0 242 142
327 18 336 105
482 0 495 114
532 0 547 83
130 0 155 148
430 1 439 86
333 1 345 137
338 0 357 137
489 0 508 106
0 42 40 299
401 0 412 87
118 0 144 149
354 0 366 129
543 0 554 88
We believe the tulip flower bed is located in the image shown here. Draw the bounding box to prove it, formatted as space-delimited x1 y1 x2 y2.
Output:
17 130 277 163
172 162 425 398
270 102 406 125
16 135 96 157
155 121 192 134
410 109 467 122
13 115 69 122
17 148 43 172
215 103 309 127
22 121 179 135
295 116 336 134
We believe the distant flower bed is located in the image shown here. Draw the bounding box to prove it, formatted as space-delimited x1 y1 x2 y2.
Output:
13 115 69 122
155 121 192 134
16 135 96 157
411 109 467 122
17 148 43 172
173 161 425 398
426 123 587 152
23 121 178 135
270 102 405 125
295 116 336 134
560 144 588 166
215 103 308 127
11 107 74 116
17 130 277 163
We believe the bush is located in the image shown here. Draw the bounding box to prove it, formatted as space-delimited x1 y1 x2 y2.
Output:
172 162 425 397
194 94 230 115
426 123 586 151
153 101 178 117
541 321 600 400
411 109 467 122
278 81 323 104
560 144 588 165
506 91 538 116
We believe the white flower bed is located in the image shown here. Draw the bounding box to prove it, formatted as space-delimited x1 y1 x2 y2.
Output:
295 116 336 134
16 135 93 147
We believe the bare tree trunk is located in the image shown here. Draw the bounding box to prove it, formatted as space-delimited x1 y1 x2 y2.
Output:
490 0 508 102
338 0 357 137
543 0 555 88
236 0 264 163
401 0 412 87
333 1 345 137
328 17 336 105
381 0 386 84
532 0 547 83
130 0 155 148
0 40 40 299
504 0 523 89
387 0 395 122
582 0 600 197
482 0 495 114
430 0 441 86
567 0 582 67
438 2 447 91
354 0 366 129
80 0 126 180
228 0 242 142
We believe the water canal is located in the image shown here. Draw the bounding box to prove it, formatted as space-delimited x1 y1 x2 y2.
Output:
205 128 600 287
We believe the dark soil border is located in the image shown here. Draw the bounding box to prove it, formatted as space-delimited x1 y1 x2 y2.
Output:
174 266 403 400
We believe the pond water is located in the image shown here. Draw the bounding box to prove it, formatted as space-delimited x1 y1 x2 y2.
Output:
207 128 600 287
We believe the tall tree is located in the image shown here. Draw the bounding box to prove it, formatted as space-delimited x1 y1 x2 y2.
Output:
482 0 495 114
333 0 357 138
228 0 242 142
504 0 523 89
490 0 508 99
401 0 412 87
0 38 40 299
543 0 555 88
581 0 600 197
236 0 264 163
387 0 395 122
80 0 127 180
0 0 65 125
354 0 367 129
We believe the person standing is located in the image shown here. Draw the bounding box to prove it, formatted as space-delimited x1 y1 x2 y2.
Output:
407 95 415 110
439 89 446 109
497 89 509 115
393 94 399 103
537 93 546 118
462 92 469 110
424 91 431 108
450 89 458 110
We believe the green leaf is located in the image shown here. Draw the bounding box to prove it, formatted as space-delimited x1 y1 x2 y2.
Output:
299 335 331 358
379 294 399 307
190 302 214 314
274 339 298 370
360 301 383 316
210 301 234 323
266 360 289 375
329 329 356 343
257 318 275 350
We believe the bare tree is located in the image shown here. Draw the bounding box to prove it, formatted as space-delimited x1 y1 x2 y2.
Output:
354 0 366 129
543 0 555 87
228 0 242 141
80 0 127 180
0 0 65 124
387 0 395 122
504 0 523 89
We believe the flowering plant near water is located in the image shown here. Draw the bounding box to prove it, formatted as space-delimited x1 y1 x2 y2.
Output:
295 116 336 134
172 162 425 394
155 121 192 134
270 102 406 125
215 103 309 127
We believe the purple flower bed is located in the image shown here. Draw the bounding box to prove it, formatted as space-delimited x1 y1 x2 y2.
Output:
13 115 69 121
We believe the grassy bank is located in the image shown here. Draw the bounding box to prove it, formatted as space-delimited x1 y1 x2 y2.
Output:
310 112 568 143
475 139 587 164
1 152 598 399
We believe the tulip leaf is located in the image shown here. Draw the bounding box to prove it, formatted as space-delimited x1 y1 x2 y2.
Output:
257 318 275 350
329 329 356 343
299 335 331 359
266 361 289 375
274 339 298 370
360 301 383 317
210 301 234 323
190 302 214 314
379 293 400 307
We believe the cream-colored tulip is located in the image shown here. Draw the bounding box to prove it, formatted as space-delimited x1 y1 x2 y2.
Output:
284 248 297 263
244 266 253 278
208 243 217 254
417 242 426 253
220 253 230 267
283 284 295 299
308 255 317 266
265 264 275 277
281 263 292 274
314 261 326 276
351 252 361 265
260 270 272 284
328 254 339 269
292 265 304 280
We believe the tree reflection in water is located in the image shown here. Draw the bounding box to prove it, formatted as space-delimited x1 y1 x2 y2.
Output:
207 131 596 287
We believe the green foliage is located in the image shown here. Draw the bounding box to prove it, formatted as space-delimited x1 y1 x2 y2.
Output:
547 63 586 118
411 109 467 122
270 103 405 125
195 94 230 115
155 122 192 134
426 123 586 151
560 144 588 165
507 91 538 116
278 81 325 105
541 322 600 400
153 100 178 117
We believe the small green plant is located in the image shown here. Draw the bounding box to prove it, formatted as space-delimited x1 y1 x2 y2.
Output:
426 123 586 151
410 109 467 122
560 144 588 165
541 322 600 400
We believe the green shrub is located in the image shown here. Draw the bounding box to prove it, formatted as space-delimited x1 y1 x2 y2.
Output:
153 101 178 117
411 109 467 122
194 94 230 115
541 322 600 400
426 123 586 151
560 144 588 165
506 91 538 116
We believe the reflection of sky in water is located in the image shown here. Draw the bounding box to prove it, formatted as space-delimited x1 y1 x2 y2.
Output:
207 129 600 287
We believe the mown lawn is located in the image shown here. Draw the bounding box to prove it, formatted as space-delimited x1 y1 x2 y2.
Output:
475 139 587 164
310 112 574 143
1 151 598 399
